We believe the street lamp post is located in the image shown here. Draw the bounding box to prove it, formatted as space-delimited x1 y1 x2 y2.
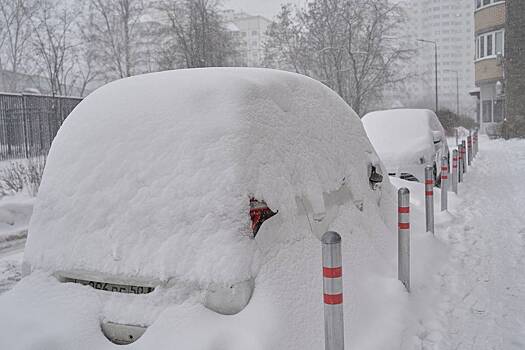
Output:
417 39 438 113
444 69 460 117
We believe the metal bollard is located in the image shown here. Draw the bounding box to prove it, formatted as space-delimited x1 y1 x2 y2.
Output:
322 231 344 350
398 188 410 292
461 140 467 174
441 156 448 211
467 135 473 166
452 149 458 194
474 130 478 157
425 165 434 234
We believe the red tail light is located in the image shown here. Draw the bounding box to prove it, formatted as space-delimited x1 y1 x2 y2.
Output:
249 198 277 238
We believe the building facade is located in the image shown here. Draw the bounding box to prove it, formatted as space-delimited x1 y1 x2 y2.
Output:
401 0 477 116
224 11 272 67
473 0 506 132
504 0 525 122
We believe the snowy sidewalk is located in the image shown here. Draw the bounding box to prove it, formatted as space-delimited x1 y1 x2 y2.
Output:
435 137 525 349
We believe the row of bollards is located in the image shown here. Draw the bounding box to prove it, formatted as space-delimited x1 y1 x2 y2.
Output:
399 129 480 294
321 129 480 349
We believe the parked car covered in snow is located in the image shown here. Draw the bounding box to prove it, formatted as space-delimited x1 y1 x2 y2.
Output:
0 68 401 349
362 109 449 183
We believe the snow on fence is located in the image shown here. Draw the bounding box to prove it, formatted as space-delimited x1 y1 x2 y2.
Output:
0 93 82 161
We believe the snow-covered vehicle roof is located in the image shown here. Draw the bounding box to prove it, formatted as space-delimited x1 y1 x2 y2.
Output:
362 109 447 170
25 68 386 286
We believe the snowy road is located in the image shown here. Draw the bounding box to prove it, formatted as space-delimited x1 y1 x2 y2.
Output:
436 137 525 349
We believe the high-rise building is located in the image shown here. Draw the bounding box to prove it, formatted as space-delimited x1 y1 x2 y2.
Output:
224 10 272 67
472 0 506 133
401 0 477 116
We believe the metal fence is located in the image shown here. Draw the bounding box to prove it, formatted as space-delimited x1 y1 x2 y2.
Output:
0 93 82 161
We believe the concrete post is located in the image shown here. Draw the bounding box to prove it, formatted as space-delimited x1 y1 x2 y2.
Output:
441 156 448 211
398 188 410 292
452 149 458 194
322 231 344 350
425 165 434 234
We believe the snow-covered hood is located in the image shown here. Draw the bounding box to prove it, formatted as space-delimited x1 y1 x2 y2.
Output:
25 68 386 286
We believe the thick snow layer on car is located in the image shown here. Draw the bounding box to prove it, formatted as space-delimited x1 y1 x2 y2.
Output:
25 68 388 287
362 109 445 169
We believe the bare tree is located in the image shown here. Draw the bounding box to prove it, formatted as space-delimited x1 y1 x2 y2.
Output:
30 0 80 96
87 0 149 80
264 0 414 115
156 0 239 69
0 0 34 91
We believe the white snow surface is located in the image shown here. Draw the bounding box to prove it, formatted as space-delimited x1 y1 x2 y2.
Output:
362 109 445 170
3 134 524 349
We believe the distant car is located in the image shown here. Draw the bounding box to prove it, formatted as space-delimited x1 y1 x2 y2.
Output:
0 68 397 349
362 109 449 183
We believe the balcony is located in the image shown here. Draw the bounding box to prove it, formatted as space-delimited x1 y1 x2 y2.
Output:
475 2 506 34
475 57 504 85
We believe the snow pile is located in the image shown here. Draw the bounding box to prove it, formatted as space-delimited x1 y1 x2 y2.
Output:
362 109 445 170
0 195 34 243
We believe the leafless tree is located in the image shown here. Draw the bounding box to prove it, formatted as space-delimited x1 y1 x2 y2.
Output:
30 0 79 96
0 0 34 91
264 0 414 115
156 0 239 69
87 0 150 80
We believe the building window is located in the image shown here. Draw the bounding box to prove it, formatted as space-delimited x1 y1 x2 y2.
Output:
476 30 504 59
476 0 505 10
495 31 503 55
493 99 504 122
486 34 493 56
482 100 492 122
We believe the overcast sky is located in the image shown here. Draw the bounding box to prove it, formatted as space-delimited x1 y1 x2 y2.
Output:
224 0 306 19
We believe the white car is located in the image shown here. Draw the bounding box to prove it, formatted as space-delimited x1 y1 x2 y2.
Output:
0 68 399 349
362 109 449 183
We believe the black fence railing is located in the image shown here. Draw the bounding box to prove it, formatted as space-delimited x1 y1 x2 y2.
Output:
0 93 82 161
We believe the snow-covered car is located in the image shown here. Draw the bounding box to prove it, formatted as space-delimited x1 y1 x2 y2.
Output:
362 109 449 183
0 68 401 349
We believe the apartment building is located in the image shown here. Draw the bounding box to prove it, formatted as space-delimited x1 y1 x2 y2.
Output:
504 0 525 122
224 10 272 67
401 0 477 115
473 0 506 132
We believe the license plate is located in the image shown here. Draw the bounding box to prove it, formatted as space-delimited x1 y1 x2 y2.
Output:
64 277 154 294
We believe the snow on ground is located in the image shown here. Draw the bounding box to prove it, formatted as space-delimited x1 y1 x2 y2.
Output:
392 135 525 349
1 130 524 349
0 194 34 294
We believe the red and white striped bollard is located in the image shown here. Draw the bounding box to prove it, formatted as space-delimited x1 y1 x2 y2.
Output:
441 156 448 211
322 231 344 350
398 188 410 292
425 165 434 234
452 149 458 194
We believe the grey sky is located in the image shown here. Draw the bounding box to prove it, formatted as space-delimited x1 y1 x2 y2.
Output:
224 0 306 19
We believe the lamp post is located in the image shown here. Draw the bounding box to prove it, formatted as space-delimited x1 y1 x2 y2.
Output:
444 69 460 117
417 39 438 113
